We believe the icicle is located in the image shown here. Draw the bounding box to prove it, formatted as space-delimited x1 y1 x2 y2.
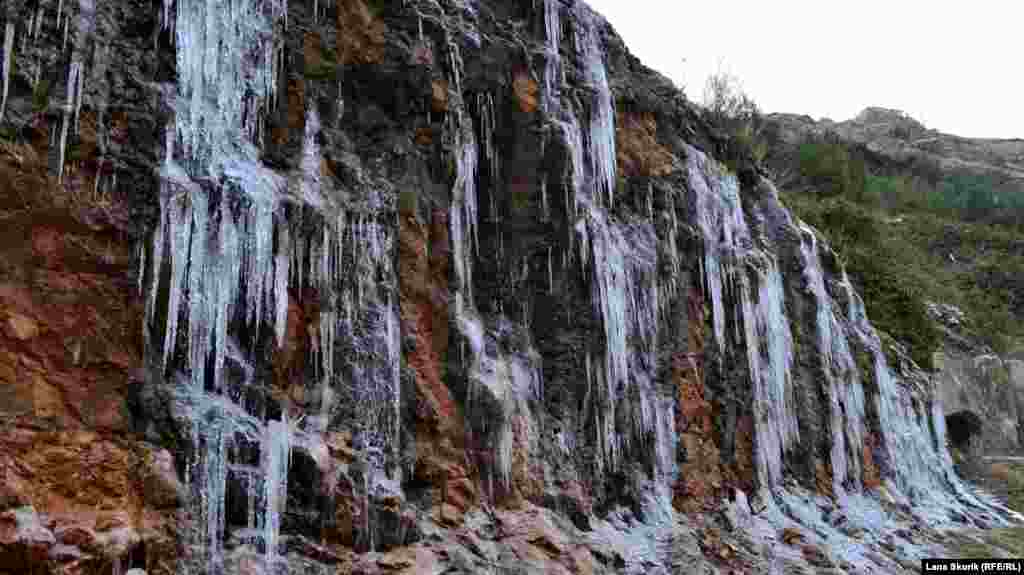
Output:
574 4 616 207
796 224 863 491
450 113 479 297
478 92 499 192
162 0 172 32
743 257 799 488
162 190 190 372
186 189 210 392
213 193 241 392
263 417 291 570
57 61 82 183
547 246 554 295
387 301 401 462
195 419 229 574
273 221 291 347
137 237 146 296
687 145 745 351
0 23 13 121
173 0 282 176
33 6 44 40
542 0 562 113
146 190 167 328
300 101 323 207
62 14 69 54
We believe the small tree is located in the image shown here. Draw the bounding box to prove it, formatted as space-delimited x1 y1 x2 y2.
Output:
702 71 767 166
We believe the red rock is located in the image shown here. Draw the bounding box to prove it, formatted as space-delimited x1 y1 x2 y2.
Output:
54 525 97 549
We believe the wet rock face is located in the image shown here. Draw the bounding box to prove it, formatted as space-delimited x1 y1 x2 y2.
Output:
0 0 1014 574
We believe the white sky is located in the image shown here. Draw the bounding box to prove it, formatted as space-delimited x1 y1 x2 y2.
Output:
586 0 1024 139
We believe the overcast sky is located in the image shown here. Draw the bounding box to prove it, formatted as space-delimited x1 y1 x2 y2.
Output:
586 0 1023 140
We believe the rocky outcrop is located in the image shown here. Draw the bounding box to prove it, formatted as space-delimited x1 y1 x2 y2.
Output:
930 303 1024 454
767 107 1024 183
0 1 1018 574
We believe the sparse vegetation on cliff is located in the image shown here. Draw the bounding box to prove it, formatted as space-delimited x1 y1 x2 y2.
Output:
701 71 767 172
767 121 1024 362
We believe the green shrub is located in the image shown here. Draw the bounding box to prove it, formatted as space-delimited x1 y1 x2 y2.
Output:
797 141 866 199
782 195 940 369
32 80 50 111
398 189 418 215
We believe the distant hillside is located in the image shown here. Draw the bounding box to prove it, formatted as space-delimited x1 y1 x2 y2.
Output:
759 108 1024 365
769 107 1024 181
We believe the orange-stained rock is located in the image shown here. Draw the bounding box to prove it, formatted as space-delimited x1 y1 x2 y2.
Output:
304 30 325 72
398 210 457 431
512 68 539 114
272 76 306 147
815 459 834 498
431 79 449 113
733 414 756 491
0 82 173 575
781 527 804 545
415 127 435 146
673 288 726 512
508 412 543 503
374 545 441 574
616 110 675 178
273 296 309 393
337 0 387 66
4 312 39 341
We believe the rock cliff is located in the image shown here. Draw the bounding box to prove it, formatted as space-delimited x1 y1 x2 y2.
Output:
767 107 1024 184
0 1 1019 574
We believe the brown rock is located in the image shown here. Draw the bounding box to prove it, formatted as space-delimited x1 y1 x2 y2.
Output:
781 527 804 545
4 313 39 340
32 372 66 421
375 546 440 574
336 0 386 66
431 79 449 113
815 460 834 498
0 470 28 511
140 449 185 509
434 502 463 527
801 543 834 567
443 476 475 512
415 127 435 146
54 524 98 550
398 206 466 502
616 110 675 178
94 511 130 532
